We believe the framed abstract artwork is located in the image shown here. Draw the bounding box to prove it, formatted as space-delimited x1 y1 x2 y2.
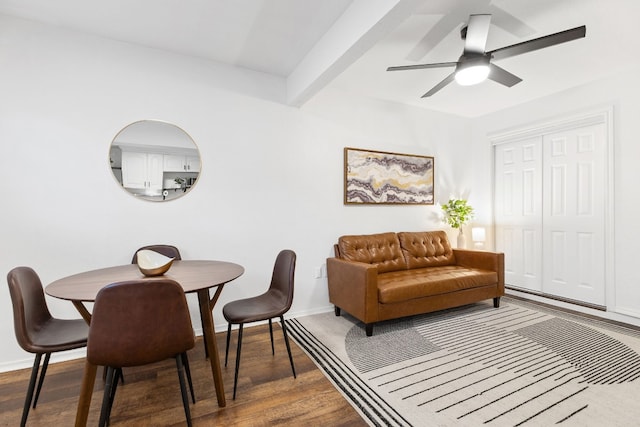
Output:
344 147 434 205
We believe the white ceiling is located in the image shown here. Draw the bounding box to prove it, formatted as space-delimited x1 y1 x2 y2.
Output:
335 0 640 117
1 0 639 117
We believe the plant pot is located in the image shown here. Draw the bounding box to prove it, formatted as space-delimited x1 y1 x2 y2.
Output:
456 228 466 249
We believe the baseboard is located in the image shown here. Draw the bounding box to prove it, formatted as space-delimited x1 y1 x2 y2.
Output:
506 290 640 330
613 306 640 320
0 348 87 374
506 285 606 311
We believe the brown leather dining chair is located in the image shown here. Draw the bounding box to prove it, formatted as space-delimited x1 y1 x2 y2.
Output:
131 245 210 358
223 249 297 399
84 279 196 427
7 266 89 427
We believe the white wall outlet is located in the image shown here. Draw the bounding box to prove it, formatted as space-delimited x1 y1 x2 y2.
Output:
314 267 322 278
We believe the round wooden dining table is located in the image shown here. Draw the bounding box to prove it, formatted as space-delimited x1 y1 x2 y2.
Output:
46 260 244 426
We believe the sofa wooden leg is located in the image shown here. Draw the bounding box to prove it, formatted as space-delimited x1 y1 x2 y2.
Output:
334 306 341 316
493 297 501 308
365 324 373 337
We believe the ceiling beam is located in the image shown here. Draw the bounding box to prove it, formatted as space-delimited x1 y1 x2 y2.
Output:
286 0 421 107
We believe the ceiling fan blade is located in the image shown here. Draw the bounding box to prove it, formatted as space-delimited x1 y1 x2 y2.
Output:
387 62 457 72
488 64 522 87
421 72 455 98
464 14 492 54
489 25 586 61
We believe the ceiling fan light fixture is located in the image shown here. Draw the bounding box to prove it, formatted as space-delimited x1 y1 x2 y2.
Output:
455 62 490 86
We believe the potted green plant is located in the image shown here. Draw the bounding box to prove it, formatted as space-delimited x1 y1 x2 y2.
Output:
441 198 474 248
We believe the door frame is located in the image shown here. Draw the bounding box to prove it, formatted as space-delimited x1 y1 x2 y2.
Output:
489 106 614 311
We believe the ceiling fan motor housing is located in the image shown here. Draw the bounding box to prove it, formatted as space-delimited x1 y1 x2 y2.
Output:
457 53 490 68
460 25 468 40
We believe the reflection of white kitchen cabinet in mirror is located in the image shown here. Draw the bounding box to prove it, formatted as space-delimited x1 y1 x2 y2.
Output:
121 151 164 193
164 154 201 172
186 156 200 172
110 120 201 202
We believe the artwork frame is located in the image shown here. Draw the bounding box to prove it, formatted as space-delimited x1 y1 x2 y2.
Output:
344 147 434 205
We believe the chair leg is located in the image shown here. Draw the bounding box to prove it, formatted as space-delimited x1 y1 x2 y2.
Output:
116 368 124 385
225 323 232 367
20 353 43 427
32 352 50 409
106 367 120 426
268 318 275 355
232 324 244 400
103 365 124 384
181 352 196 404
99 366 116 427
280 316 296 379
175 355 193 427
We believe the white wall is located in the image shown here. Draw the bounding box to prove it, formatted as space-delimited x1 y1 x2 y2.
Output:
0 15 472 371
470 68 640 326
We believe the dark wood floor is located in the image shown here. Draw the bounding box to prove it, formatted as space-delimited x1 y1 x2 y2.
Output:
0 323 368 426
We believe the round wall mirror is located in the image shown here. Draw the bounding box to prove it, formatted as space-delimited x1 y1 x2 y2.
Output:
109 120 201 201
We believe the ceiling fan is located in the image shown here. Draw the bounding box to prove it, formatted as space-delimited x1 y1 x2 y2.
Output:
387 14 586 98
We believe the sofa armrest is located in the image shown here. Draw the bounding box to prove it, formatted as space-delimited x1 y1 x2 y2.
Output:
327 257 379 323
453 249 505 294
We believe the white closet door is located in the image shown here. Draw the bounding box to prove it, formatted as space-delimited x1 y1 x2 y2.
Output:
494 121 607 307
494 137 543 292
542 124 606 305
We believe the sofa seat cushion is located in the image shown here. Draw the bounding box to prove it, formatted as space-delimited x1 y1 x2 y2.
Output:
377 266 498 304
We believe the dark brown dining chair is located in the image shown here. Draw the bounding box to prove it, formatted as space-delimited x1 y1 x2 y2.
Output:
7 266 89 427
223 249 297 399
85 279 196 427
131 245 210 358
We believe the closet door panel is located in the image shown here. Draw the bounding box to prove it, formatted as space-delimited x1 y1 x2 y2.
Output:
494 137 543 292
542 124 606 305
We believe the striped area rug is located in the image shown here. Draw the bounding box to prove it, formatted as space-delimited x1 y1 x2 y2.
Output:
287 297 640 426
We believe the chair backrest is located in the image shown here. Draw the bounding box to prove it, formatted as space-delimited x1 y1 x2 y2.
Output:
131 245 182 264
87 279 195 367
268 250 296 311
7 267 53 353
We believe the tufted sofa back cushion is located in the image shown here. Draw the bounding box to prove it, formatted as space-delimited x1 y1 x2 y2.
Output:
398 231 456 268
338 232 407 273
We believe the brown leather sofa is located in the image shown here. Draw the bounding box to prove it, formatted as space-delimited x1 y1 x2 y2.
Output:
327 230 504 336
